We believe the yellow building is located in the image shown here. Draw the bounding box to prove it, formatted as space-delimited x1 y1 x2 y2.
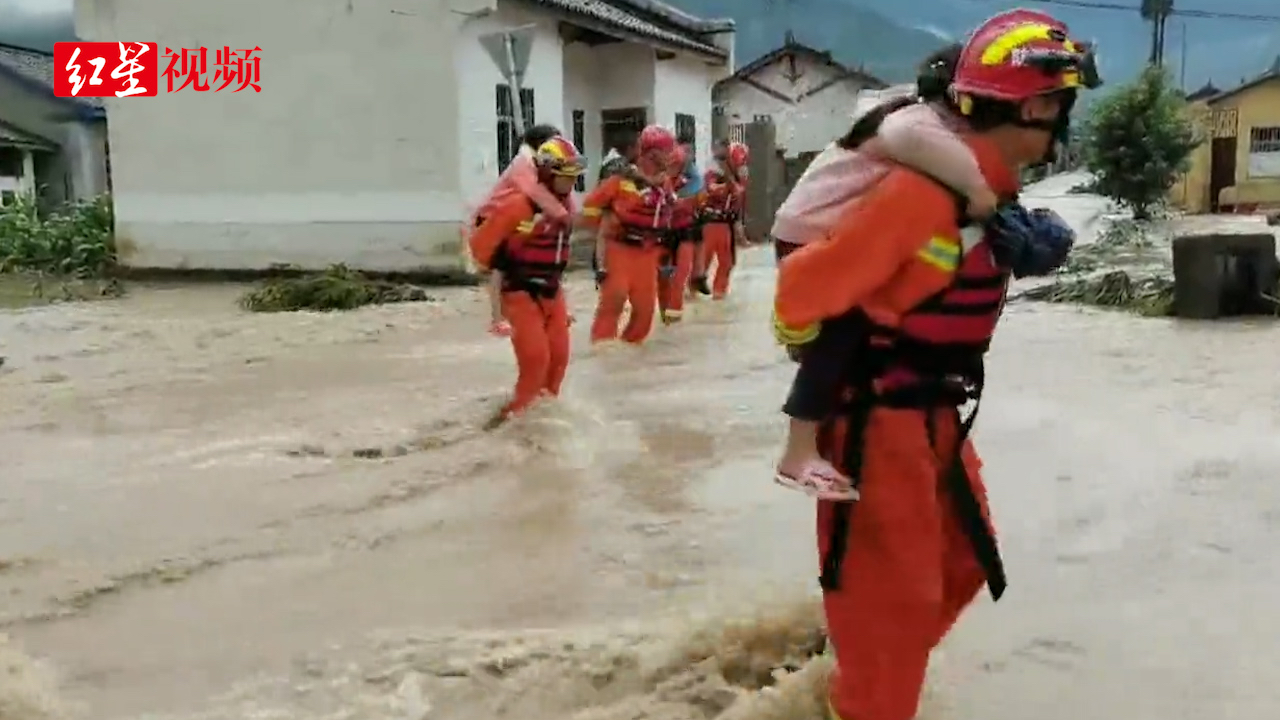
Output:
1172 71 1280 214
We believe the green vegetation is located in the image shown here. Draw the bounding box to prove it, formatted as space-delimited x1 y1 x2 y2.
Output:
0 193 122 305
1079 65 1199 220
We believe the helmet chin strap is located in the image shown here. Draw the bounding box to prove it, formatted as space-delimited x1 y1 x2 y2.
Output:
1013 104 1072 164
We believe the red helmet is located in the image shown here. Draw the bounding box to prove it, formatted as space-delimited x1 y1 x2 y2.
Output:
636 124 679 174
638 124 677 154
726 142 749 170
534 136 586 177
952 9 1101 103
671 143 689 168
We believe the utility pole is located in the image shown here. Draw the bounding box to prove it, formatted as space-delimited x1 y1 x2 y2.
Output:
1179 21 1187 88
1141 0 1175 66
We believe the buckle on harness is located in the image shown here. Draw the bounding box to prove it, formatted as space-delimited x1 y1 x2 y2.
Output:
503 275 559 298
818 369 1005 601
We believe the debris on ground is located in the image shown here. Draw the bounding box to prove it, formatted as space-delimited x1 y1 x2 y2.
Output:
238 264 441 312
1013 217 1176 316
1014 270 1175 316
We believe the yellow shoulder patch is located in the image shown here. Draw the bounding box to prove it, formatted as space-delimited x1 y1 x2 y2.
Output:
515 220 536 234
916 236 961 272
619 180 639 194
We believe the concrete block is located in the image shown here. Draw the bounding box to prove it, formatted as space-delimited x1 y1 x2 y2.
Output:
1171 232 1278 318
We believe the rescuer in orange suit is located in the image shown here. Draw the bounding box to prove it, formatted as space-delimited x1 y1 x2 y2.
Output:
658 143 701 324
578 124 680 344
700 141 748 299
468 136 586 426
772 11 1099 720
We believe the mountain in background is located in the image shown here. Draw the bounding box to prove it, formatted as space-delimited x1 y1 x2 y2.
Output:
666 0 1280 92
665 0 944 82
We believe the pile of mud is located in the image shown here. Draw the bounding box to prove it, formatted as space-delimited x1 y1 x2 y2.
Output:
238 264 443 313
178 601 836 720
0 634 69 720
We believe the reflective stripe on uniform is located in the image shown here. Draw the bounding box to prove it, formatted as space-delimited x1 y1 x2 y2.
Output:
772 310 820 346
916 236 961 272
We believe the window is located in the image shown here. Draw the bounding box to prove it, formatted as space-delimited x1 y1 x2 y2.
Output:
496 84 536 173
1249 126 1280 153
0 148 23 178
571 109 586 191
675 113 696 158
1248 126 1280 178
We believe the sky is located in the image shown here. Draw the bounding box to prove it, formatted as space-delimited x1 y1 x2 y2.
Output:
0 0 74 50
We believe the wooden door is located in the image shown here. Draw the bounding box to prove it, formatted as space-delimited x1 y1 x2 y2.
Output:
1209 137 1237 212
1209 107 1238 212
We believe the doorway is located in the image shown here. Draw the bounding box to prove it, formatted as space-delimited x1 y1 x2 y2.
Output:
1209 136 1237 212
600 107 646 158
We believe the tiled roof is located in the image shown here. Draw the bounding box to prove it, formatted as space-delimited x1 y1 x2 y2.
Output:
0 43 104 110
725 39 885 88
1207 71 1280 106
0 119 57 150
529 0 727 58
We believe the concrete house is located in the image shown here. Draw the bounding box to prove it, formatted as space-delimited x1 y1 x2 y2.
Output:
713 35 885 158
1172 62 1280 214
0 43 109 210
75 0 733 272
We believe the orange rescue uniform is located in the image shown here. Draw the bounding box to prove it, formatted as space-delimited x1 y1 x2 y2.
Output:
700 167 745 298
469 194 573 419
774 135 1019 720
658 177 701 322
582 174 673 343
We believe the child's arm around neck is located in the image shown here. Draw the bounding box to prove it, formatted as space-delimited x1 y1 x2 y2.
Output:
876 102 995 217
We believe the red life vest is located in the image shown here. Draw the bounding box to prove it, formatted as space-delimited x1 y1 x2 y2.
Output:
701 169 741 223
822 226 1010 601
668 195 698 230
611 177 672 246
863 229 1009 396
500 201 570 297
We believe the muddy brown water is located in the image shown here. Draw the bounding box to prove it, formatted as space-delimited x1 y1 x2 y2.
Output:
3 241 1280 719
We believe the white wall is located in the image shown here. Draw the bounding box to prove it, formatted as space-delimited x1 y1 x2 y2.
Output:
595 43 656 117
561 42 602 185
716 54 873 156
653 53 724 172
562 42 724 184
455 0 566 211
78 0 726 270
76 0 465 271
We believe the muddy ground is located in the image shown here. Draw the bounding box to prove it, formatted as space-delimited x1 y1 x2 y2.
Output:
3 177 1280 719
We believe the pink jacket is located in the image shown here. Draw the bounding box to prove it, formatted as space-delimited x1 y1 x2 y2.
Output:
471 150 571 227
770 102 986 245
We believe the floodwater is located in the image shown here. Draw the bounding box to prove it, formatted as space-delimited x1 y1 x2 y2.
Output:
4 179 1280 719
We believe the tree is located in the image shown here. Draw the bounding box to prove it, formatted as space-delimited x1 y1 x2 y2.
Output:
1080 65 1200 220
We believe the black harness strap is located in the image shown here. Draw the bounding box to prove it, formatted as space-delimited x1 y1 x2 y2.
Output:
813 181 1012 598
